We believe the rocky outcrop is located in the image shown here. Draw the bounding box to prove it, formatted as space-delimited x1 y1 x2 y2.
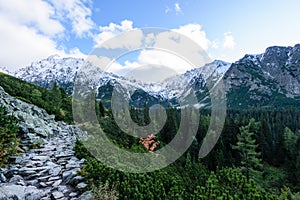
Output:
0 86 61 148
0 87 92 200
223 44 300 108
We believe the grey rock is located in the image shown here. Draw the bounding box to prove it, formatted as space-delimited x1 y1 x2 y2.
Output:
45 181 54 186
69 192 77 197
0 87 88 199
35 128 48 138
0 173 7 183
38 175 51 182
9 156 22 164
31 155 50 162
40 182 48 188
9 175 23 183
55 152 74 159
70 176 84 184
51 191 64 199
49 166 61 176
27 179 39 186
0 184 43 200
77 191 93 200
57 185 68 192
76 182 88 190
48 176 60 182
62 170 77 182
19 170 36 176
52 180 62 188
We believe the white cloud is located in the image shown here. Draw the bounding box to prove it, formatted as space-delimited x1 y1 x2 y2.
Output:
223 32 236 49
91 23 212 78
173 24 211 50
102 50 192 82
0 0 64 36
95 20 134 43
49 0 95 38
0 0 88 71
89 49 196 79
86 55 112 69
212 40 219 49
93 20 143 49
0 15 64 71
138 49 193 74
108 61 140 76
68 47 87 58
174 3 182 14
85 55 139 78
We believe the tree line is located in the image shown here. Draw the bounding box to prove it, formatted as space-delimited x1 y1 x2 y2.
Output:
73 102 300 199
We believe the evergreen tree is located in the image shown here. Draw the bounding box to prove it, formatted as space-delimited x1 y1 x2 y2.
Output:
283 127 298 155
143 102 150 125
99 101 105 118
283 127 300 184
296 152 300 184
232 118 263 181
274 112 285 165
259 117 273 163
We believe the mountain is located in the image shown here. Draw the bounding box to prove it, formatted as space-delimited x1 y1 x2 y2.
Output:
0 66 10 74
224 44 300 109
13 56 230 108
13 55 84 95
12 44 300 109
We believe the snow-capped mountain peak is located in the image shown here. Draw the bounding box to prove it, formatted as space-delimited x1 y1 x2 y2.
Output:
13 56 85 94
14 56 230 102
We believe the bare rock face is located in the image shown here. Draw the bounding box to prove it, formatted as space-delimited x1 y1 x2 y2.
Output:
12 45 300 110
223 44 300 108
0 87 92 200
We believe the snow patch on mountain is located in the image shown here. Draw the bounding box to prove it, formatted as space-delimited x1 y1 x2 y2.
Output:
13 56 231 102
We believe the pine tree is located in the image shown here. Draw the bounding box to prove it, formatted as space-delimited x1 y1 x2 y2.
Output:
259 117 273 163
232 118 262 181
143 102 150 125
99 101 105 118
296 152 300 184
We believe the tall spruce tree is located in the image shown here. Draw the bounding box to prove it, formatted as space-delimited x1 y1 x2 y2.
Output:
232 118 262 181
259 117 272 163
99 101 105 118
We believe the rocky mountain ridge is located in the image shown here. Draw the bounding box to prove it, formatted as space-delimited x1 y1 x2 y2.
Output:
224 44 300 108
13 56 230 107
11 44 300 109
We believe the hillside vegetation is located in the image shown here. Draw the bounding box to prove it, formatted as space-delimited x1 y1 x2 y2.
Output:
1 71 300 199
0 72 72 123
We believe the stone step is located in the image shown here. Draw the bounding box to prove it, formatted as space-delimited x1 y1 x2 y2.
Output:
1 133 91 199
0 88 92 199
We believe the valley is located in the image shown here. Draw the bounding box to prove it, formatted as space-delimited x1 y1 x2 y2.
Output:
0 44 300 199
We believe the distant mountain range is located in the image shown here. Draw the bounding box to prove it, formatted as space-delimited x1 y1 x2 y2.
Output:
11 44 300 109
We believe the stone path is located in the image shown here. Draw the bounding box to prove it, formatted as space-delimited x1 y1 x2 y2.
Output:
0 127 92 200
0 87 92 199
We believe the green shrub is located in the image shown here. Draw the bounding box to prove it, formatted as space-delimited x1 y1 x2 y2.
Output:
0 106 19 166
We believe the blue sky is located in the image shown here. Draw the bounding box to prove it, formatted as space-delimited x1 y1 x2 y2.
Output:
1 0 300 72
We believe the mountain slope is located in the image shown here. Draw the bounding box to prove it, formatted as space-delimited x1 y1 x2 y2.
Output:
12 44 300 109
0 71 72 123
224 44 300 109
14 56 230 108
13 55 84 95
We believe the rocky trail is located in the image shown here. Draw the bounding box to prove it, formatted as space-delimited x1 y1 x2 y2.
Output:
0 87 92 200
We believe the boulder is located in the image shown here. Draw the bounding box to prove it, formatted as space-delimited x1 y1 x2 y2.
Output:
0 184 44 200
